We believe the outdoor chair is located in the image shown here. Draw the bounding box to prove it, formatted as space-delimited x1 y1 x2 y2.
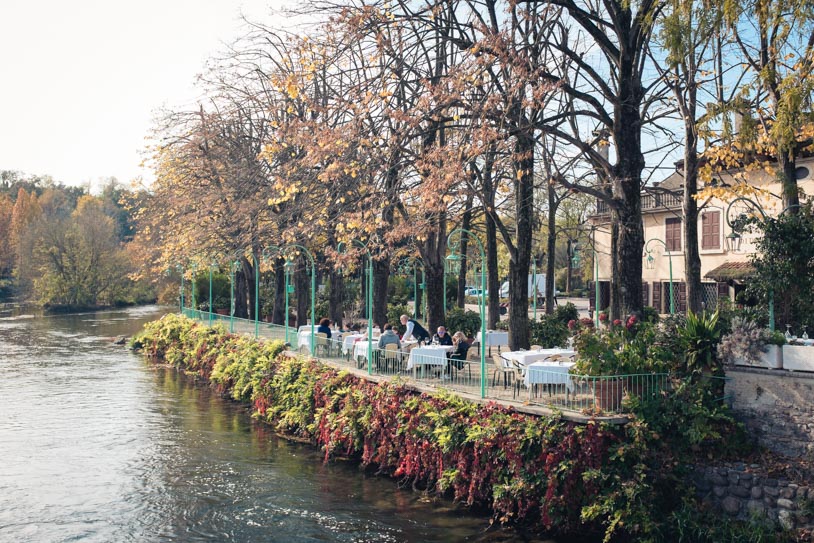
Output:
315 332 330 357
491 353 517 395
383 343 401 373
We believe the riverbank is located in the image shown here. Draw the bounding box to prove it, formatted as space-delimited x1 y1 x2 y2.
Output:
133 314 804 542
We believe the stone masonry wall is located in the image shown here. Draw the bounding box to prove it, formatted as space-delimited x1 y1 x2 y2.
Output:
692 463 813 531
724 367 814 459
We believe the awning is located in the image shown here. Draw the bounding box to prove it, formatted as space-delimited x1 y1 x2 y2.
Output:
704 261 755 281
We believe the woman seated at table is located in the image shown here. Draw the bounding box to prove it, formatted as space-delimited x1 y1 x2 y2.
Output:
446 331 470 374
432 326 453 346
317 318 332 338
377 323 401 350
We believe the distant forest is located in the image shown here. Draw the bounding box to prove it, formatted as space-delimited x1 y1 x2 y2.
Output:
0 170 156 309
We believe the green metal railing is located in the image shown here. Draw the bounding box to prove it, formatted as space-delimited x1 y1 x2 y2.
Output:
180 308 686 416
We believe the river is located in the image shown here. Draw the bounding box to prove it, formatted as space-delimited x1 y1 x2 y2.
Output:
0 305 546 542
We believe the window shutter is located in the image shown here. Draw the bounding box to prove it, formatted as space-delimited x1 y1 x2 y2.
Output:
652 281 662 312
677 282 687 312
642 281 650 307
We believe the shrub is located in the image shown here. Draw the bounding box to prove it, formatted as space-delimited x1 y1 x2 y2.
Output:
445 308 482 338
554 302 579 324
530 314 568 348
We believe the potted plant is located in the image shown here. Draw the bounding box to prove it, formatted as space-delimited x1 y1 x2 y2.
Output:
572 329 629 412
717 317 784 369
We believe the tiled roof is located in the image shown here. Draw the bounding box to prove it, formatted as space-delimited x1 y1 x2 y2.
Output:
704 261 755 281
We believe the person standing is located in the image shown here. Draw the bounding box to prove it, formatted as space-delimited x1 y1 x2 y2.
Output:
399 314 431 345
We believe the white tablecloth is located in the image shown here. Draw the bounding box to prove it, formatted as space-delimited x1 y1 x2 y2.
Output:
406 345 454 371
343 334 364 354
476 331 509 347
501 349 575 367
524 361 575 390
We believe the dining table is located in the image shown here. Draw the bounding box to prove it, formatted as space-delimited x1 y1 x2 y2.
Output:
474 330 509 354
406 345 454 378
500 348 576 398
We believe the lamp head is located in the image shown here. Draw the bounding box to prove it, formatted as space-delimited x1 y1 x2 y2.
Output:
726 231 743 253
645 253 655 270
446 252 462 275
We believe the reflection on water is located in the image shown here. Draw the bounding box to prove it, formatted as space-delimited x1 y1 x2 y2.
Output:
0 306 545 542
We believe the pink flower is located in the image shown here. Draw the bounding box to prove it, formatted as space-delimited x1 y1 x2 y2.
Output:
612 319 622 327
599 312 608 322
567 319 577 330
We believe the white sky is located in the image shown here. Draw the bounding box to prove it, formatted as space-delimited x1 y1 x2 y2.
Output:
0 0 290 190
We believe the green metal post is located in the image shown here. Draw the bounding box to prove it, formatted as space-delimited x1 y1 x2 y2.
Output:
179 265 185 314
443 260 447 314
447 228 486 398
191 264 197 320
253 253 259 338
208 260 215 327
284 263 290 345
229 261 237 333
421 267 426 322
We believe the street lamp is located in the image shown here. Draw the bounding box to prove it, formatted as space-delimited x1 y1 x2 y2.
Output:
337 238 374 374
208 257 219 327
643 238 674 314
229 259 240 333
397 256 424 320
262 245 293 345
447 228 486 398
190 262 198 319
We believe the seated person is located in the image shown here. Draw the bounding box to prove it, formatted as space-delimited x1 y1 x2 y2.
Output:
399 314 431 344
432 326 453 346
316 318 332 338
447 331 470 373
377 323 402 350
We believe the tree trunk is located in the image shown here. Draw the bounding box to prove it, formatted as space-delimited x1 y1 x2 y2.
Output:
612 68 645 317
420 212 447 332
456 194 473 308
508 132 534 350
372 256 390 328
684 131 703 313
778 153 800 212
328 268 345 328
545 184 558 315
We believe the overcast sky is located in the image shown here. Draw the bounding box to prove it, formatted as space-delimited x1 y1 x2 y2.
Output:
0 0 289 190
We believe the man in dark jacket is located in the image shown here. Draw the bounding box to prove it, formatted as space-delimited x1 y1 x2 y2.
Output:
400 314 431 345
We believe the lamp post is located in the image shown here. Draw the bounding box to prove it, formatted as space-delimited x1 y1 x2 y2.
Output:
447 228 486 398
252 253 260 338
229 259 239 333
337 239 374 374
643 238 674 314
190 263 198 320
208 257 218 327
532 255 537 320
723 196 798 332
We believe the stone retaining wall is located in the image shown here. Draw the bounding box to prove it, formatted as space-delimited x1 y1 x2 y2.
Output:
692 463 813 530
724 367 814 459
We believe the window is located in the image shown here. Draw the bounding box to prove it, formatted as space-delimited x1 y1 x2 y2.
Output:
701 211 720 250
665 217 682 252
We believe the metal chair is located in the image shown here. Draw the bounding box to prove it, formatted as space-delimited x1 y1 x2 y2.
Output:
315 332 330 357
491 353 516 395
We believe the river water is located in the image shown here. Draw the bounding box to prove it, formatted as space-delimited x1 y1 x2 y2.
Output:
0 305 543 542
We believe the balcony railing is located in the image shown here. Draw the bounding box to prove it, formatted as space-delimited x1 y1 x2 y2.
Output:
594 191 682 216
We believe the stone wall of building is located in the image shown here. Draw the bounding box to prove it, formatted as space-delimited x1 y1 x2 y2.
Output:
692 463 813 530
724 367 814 459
